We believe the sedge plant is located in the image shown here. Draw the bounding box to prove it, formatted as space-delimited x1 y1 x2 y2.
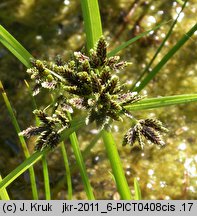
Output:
0 0 197 200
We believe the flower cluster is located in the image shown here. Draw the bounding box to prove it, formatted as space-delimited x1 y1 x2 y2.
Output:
123 119 168 148
20 109 70 150
23 37 168 150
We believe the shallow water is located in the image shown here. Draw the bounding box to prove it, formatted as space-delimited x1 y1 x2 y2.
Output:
0 0 196 199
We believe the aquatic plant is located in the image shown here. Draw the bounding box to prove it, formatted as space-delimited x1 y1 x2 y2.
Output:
20 37 168 151
0 0 197 200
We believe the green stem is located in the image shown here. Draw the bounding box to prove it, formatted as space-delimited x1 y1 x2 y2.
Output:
60 142 72 200
102 130 132 199
80 0 131 199
81 0 102 51
0 81 38 200
25 80 51 200
67 113 94 200
52 132 101 197
0 174 10 200
42 154 51 200
131 0 188 90
0 149 47 192
133 22 197 92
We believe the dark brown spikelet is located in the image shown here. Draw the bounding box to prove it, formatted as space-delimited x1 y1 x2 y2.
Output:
86 109 97 125
96 37 107 66
81 59 91 73
63 66 77 84
114 61 127 70
142 125 165 146
118 92 142 106
144 119 169 133
19 126 46 138
33 110 52 126
106 56 120 68
110 100 122 112
74 51 89 63
61 103 73 113
135 124 144 148
90 50 100 68
55 110 70 127
100 92 111 105
103 76 119 94
100 66 112 84
32 83 40 96
47 132 60 149
69 98 86 110
123 127 137 146
35 130 51 151
91 72 102 93
76 72 91 84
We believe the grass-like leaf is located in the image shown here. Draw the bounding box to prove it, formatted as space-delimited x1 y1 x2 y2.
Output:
60 142 72 200
67 113 95 200
0 174 10 200
0 149 46 192
42 154 51 200
133 23 197 92
131 0 188 90
81 0 103 51
108 21 171 57
124 94 197 111
101 130 132 199
0 81 38 199
0 25 32 68
51 133 101 197
134 178 142 200
0 117 85 192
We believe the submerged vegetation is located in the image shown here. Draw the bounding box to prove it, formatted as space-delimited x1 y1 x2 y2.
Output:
0 0 197 200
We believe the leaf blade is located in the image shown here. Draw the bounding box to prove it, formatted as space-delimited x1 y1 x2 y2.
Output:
0 25 32 68
133 23 197 92
124 94 197 111
108 21 171 57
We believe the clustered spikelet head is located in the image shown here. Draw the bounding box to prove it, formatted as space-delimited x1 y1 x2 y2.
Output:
24 37 168 151
123 119 168 148
20 109 70 151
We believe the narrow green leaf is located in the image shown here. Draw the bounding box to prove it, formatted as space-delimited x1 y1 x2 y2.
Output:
131 0 188 90
42 154 51 200
0 81 38 200
133 23 197 92
51 133 101 197
108 21 171 57
0 25 32 68
0 150 46 192
134 178 142 200
102 130 132 200
124 94 197 111
0 117 85 192
60 142 72 200
25 80 51 200
0 174 10 200
81 0 103 51
67 113 95 200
